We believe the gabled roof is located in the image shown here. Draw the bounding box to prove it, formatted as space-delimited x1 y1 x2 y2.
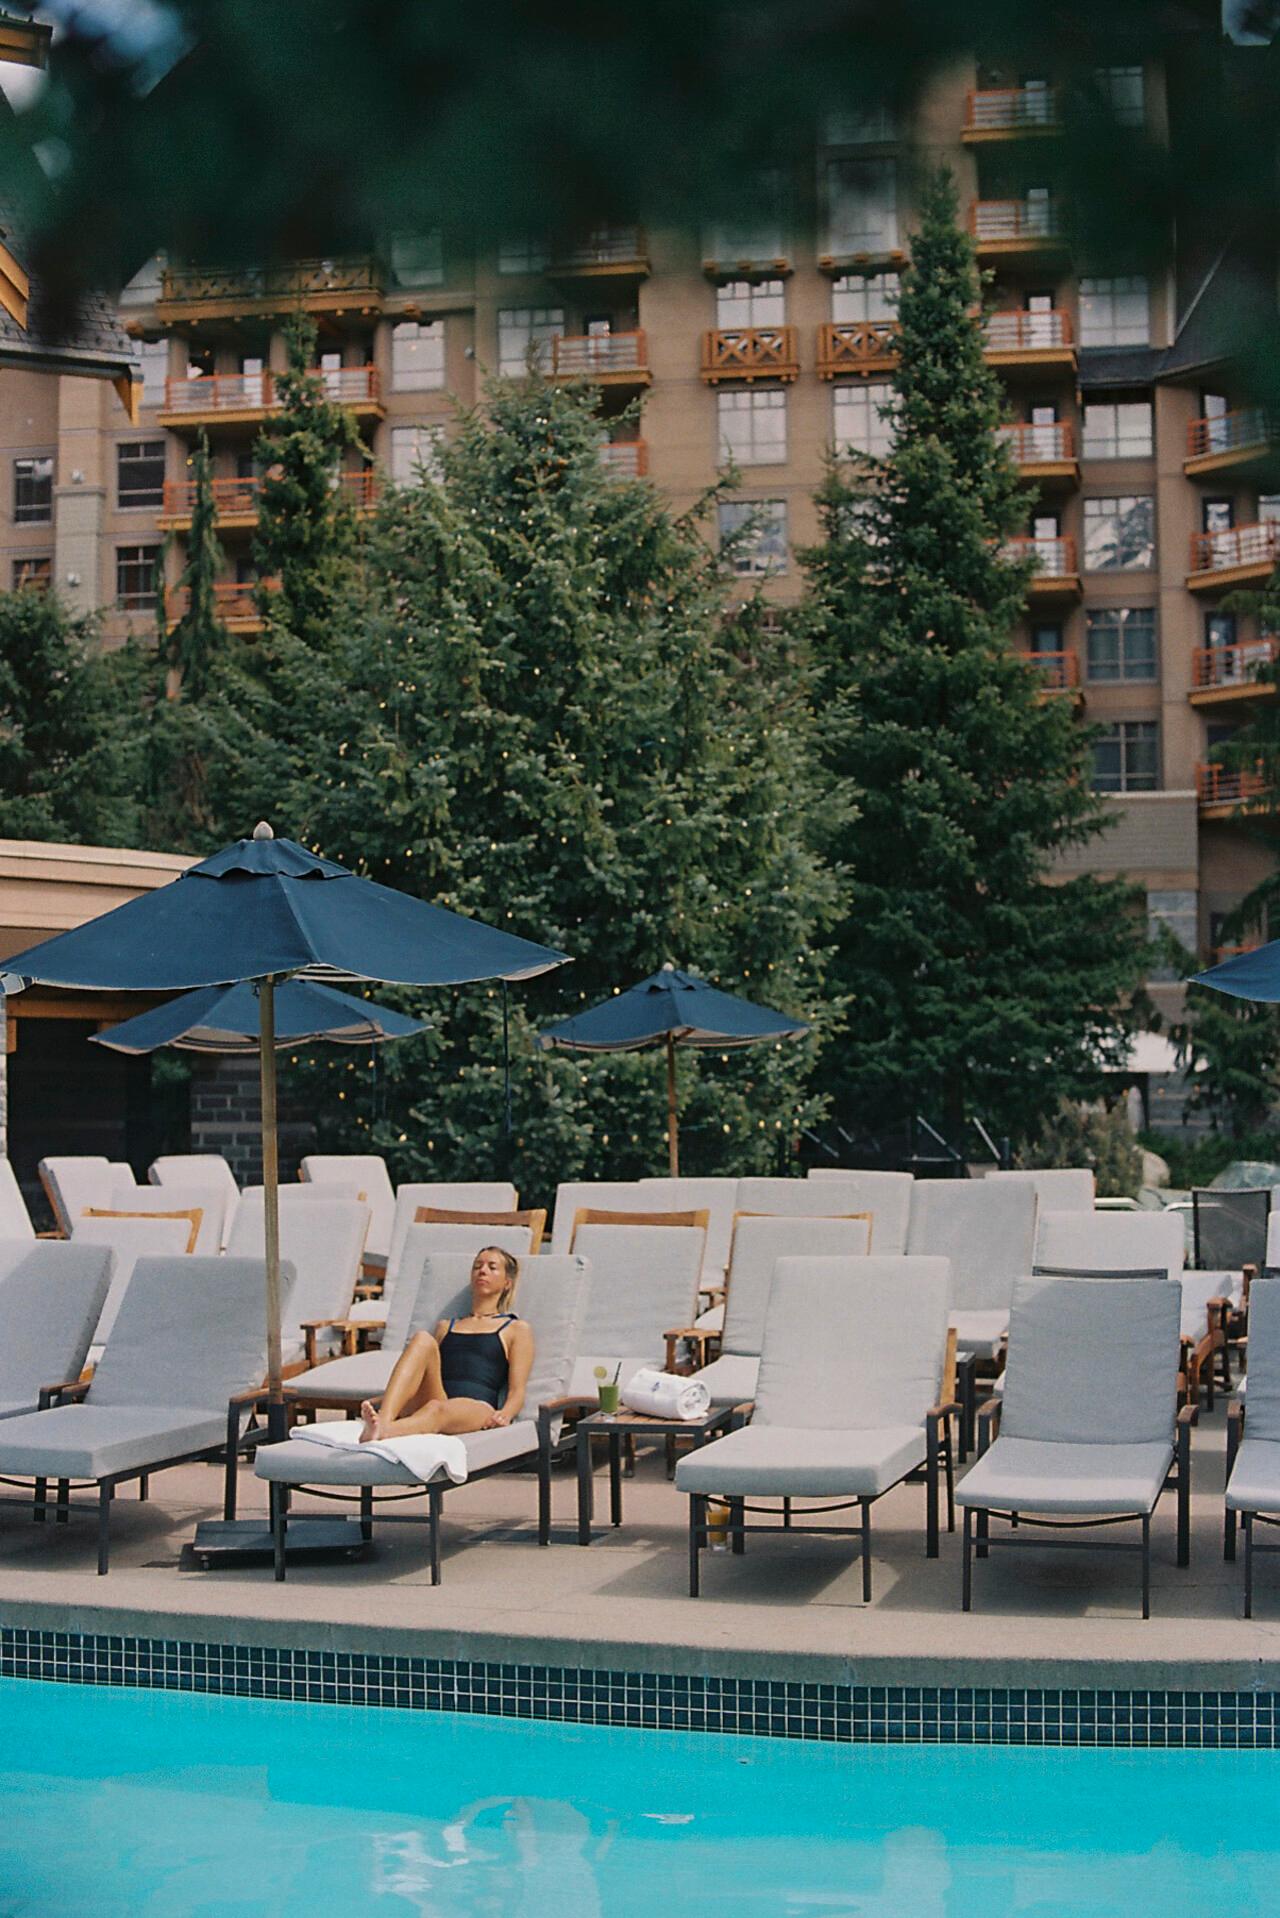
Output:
0 215 140 417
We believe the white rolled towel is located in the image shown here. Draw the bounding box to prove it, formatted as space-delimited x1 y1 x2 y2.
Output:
289 1418 468 1484
621 1366 711 1422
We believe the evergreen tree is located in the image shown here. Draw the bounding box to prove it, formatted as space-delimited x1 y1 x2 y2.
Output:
802 167 1148 1148
166 429 225 701
273 374 841 1191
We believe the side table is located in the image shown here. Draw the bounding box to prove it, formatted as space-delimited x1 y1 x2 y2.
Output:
575 1403 735 1543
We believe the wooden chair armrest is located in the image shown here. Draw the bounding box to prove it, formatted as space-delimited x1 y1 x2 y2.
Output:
353 1280 383 1299
1177 1401 1199 1429
697 1285 726 1307
36 1229 63 1240
663 1326 721 1372
729 1400 754 1428
976 1397 1002 1455
37 1377 89 1409
301 1317 366 1366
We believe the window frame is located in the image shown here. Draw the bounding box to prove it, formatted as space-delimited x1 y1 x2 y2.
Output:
1082 494 1156 572
496 306 565 377
1078 276 1150 348
1090 719 1159 793
1084 606 1158 683
717 498 789 577
716 387 788 467
12 454 53 526
390 319 446 393
833 380 897 459
115 437 167 510
115 542 163 611
1081 399 1154 461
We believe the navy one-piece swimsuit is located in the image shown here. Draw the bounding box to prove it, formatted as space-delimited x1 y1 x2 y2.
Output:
439 1314 517 1408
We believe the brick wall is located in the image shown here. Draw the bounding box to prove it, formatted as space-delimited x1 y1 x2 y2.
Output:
189 1056 314 1184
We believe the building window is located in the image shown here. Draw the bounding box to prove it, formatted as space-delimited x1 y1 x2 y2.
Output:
115 543 162 610
1081 400 1153 460
389 424 445 486
1096 65 1145 127
717 499 788 576
1031 620 1063 653
11 555 50 592
831 271 900 323
116 438 166 509
497 307 565 376
13 456 52 525
390 232 444 287
1078 277 1149 347
1206 612 1237 650
1083 495 1155 571
833 382 896 458
707 177 786 265
715 279 786 329
823 104 896 145
1091 721 1159 793
498 235 549 275
390 320 445 392
717 389 787 466
1085 607 1157 682
138 338 168 408
824 157 898 256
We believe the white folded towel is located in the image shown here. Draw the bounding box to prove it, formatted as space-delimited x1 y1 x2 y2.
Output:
289 1419 468 1484
621 1367 711 1422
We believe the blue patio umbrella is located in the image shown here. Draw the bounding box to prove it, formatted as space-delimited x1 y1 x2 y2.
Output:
539 963 809 1175
3 823 567 1417
90 978 427 1055
1190 944 1280 1002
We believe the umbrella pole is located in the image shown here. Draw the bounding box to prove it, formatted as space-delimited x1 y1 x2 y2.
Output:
666 1033 679 1179
502 980 513 1181
259 978 285 1439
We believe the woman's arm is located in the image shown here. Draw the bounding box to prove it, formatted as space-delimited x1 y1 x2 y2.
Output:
493 1321 534 1426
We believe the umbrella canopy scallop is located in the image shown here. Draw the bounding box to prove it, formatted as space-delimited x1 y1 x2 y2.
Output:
90 979 427 1055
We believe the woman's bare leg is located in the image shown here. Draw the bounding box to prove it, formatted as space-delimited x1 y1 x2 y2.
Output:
376 1396 496 1438
359 1332 445 1441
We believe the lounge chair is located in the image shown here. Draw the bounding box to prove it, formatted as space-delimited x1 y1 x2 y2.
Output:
1193 1185 1270 1273
383 1182 519 1276
253 1251 590 1581
346 1219 535 1329
84 1185 227 1257
956 1274 1190 1618
1225 1278 1280 1613
567 1223 705 1396
668 1214 872 1403
675 1254 955 1600
0 1240 113 1418
987 1166 1096 1212
549 1181 648 1254
806 1169 915 1254
226 1197 370 1371
569 1206 708 1248
0 1160 35 1240
737 1175 876 1220
638 1177 741 1285
37 1157 137 1236
300 1153 396 1262
149 1155 240 1246
906 1179 1038 1452
71 1213 200 1363
0 1254 288 1571
414 1205 548 1253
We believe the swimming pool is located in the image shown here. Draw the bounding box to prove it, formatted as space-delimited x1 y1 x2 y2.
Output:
1 1676 1277 1916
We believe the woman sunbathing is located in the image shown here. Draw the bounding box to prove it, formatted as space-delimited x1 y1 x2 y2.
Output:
359 1245 533 1442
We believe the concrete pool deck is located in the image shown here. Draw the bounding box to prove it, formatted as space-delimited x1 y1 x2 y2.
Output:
1 1399 1278 1690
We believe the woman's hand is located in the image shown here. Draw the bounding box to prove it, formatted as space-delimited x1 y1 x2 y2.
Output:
487 1408 511 1428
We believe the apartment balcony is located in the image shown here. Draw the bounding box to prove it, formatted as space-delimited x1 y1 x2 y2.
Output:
701 326 800 384
1208 943 1262 966
1184 407 1278 479
164 579 279 634
1195 762 1268 818
156 257 385 324
599 438 649 479
816 321 899 379
158 365 384 433
998 420 1079 487
160 468 382 530
1189 636 1279 706
1004 534 1081 597
963 86 1060 142
969 200 1065 259
1025 649 1082 698
983 308 1076 372
552 228 649 278
1187 521 1280 591
549 330 650 388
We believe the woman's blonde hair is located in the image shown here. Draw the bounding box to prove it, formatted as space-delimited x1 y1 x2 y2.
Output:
473 1244 520 1313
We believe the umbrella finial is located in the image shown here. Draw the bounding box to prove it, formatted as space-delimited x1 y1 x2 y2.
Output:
661 960 675 972
252 821 275 841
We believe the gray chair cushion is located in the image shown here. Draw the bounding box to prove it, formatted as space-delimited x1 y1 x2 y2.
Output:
356 1223 532 1337
387 1183 520 1273
0 1241 113 1404
956 1435 1174 1516
549 1181 647 1254
569 1353 653 1397
722 1216 870 1358
572 1224 702 1359
754 1255 951 1431
92 1256 288 1414
1243 1279 1280 1444
638 1177 741 1277
1035 1210 1183 1284
805 1170 914 1256
694 1352 760 1408
0 1404 226 1479
1000 1275 1179 1446
1226 1436 1280 1512
950 1309 1009 1359
988 1168 1094 1212
71 1215 195 1349
228 1198 368 1353
255 1420 535 1487
288 1351 395 1403
906 1180 1037 1314
675 1421 926 1498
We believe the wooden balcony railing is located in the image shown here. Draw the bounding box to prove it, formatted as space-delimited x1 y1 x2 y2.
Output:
969 199 1063 246
164 579 279 626
554 228 647 271
162 475 260 518
600 439 649 478
1188 521 1280 578
1004 534 1078 580
337 468 382 508
701 325 800 383
1186 408 1274 461
1196 762 1268 808
1025 649 1079 690
1191 636 1280 689
998 420 1076 465
550 330 648 378
161 365 382 417
159 257 385 310
816 321 899 378
1210 943 1262 965
965 86 1060 133
984 309 1073 354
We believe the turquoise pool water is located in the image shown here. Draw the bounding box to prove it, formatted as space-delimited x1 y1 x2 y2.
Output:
0 1677 1277 1916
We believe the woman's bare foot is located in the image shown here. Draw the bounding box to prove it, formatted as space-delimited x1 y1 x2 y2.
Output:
358 1400 381 1443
